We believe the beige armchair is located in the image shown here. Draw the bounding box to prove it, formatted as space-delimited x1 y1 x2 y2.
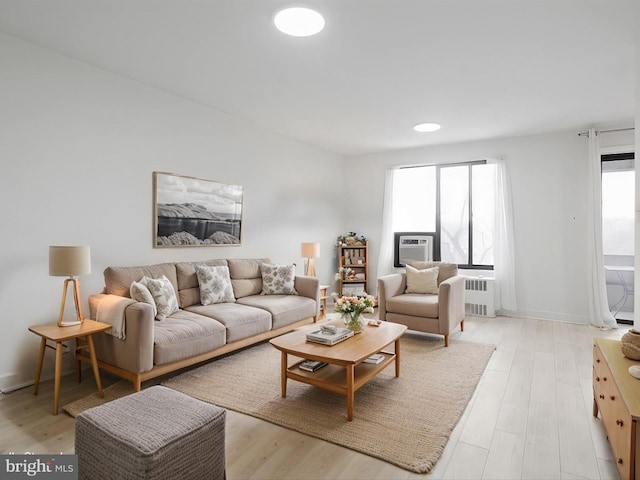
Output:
377 261 466 347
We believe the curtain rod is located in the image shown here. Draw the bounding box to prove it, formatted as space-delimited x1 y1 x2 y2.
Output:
578 127 635 137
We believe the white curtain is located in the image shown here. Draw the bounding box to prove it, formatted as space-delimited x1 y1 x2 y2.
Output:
490 159 517 313
376 168 397 287
587 128 617 328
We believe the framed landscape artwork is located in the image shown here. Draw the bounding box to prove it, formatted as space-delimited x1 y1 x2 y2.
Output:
153 172 243 247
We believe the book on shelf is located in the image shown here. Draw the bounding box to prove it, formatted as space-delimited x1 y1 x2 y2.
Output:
299 359 328 372
306 327 355 346
363 353 384 364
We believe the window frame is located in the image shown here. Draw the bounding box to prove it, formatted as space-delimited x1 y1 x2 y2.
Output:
394 160 494 270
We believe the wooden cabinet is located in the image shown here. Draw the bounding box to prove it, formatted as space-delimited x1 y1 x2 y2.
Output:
593 338 640 480
337 242 368 296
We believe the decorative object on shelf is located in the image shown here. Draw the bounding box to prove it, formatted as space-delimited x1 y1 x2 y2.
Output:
620 328 640 360
301 242 320 277
332 293 375 333
154 171 243 247
49 245 91 327
336 231 367 247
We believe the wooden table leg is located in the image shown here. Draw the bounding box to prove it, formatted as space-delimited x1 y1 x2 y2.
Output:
281 351 288 398
53 341 64 415
346 364 355 421
76 338 82 383
395 338 401 377
86 334 104 397
33 337 46 395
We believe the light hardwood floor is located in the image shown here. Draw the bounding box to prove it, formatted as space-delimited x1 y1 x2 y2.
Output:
0 315 627 479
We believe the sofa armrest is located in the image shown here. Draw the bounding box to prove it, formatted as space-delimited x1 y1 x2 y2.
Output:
377 273 406 321
294 275 320 317
89 293 155 374
437 275 466 332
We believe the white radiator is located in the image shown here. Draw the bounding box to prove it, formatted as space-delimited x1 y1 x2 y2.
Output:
465 277 496 317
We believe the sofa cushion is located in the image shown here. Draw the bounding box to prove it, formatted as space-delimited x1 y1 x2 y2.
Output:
260 263 297 295
176 259 228 307
143 275 180 321
104 263 178 298
386 293 439 319
236 294 316 329
407 261 458 285
405 265 439 294
185 303 271 343
154 310 227 365
196 265 236 305
227 258 269 298
130 280 157 318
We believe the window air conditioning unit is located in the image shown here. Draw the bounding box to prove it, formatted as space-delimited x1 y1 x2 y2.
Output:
398 235 433 265
465 277 496 317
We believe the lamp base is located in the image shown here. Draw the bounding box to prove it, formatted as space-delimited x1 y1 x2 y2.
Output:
58 320 82 327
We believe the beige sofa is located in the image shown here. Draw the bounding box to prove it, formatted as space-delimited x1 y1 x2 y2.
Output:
377 261 466 347
83 258 319 390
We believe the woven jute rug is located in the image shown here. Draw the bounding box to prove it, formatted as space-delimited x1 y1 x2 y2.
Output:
63 379 136 417
162 333 495 473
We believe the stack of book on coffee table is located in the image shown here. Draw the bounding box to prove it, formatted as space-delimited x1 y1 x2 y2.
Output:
306 325 354 345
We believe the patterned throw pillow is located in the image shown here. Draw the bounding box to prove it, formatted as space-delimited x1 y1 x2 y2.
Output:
143 275 179 320
260 263 298 295
196 265 236 305
130 278 158 318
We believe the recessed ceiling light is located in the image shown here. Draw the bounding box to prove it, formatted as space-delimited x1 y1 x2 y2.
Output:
413 123 441 133
274 7 325 37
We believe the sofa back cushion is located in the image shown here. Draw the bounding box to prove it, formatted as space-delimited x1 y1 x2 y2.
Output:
104 263 178 298
406 261 458 285
227 258 270 298
176 259 228 307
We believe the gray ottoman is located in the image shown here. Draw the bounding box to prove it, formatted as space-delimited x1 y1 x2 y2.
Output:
75 385 226 480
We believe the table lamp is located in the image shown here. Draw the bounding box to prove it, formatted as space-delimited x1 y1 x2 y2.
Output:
49 245 91 327
301 242 320 277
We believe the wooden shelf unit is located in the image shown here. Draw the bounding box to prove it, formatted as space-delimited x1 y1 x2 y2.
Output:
338 242 368 296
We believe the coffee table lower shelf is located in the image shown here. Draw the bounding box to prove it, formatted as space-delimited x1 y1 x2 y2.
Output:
280 349 399 421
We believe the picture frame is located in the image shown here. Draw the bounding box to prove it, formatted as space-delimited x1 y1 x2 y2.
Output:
153 172 243 247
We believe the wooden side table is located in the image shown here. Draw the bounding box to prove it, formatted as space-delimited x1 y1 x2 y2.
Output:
29 319 112 415
319 285 329 320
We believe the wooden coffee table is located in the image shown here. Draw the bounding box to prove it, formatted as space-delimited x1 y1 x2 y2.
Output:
269 319 407 421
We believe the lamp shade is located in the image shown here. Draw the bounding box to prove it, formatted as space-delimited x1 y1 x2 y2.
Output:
49 246 91 277
301 242 320 258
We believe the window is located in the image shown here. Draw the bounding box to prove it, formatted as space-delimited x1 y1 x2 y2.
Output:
601 152 634 322
392 161 495 269
602 153 634 255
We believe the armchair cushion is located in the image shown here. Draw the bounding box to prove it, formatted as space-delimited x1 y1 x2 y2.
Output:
407 261 458 285
405 265 439 294
387 293 439 318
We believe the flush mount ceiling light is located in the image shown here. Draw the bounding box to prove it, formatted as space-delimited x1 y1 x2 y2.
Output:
274 7 325 37
413 123 441 133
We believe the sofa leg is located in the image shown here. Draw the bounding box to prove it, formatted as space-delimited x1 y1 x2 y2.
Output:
444 335 449 347
461 319 465 331
134 378 141 392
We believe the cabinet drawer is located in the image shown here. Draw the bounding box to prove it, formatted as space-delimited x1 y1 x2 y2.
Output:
594 345 613 409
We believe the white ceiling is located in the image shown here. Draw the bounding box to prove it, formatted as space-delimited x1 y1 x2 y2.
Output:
0 0 636 156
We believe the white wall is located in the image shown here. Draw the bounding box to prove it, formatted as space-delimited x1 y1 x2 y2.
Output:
343 131 605 324
0 33 345 391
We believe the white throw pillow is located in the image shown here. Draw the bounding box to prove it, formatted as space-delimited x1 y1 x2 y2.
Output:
130 278 158 318
196 265 236 305
260 263 298 295
405 265 439 294
143 275 179 320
